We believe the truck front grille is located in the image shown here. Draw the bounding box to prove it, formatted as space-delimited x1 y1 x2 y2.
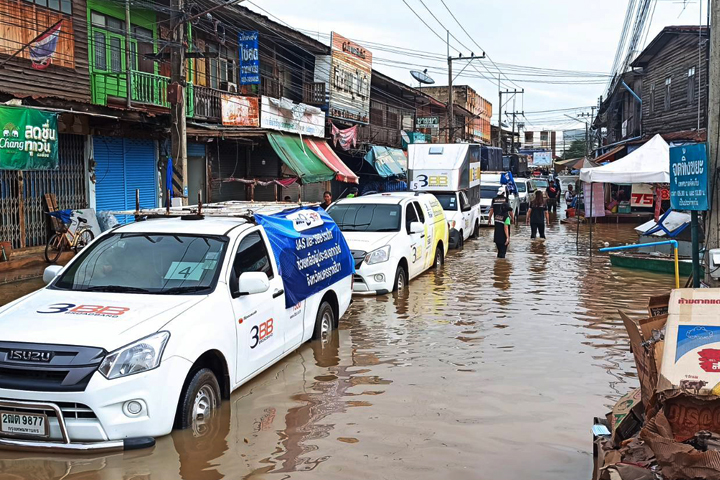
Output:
0 342 105 392
0 399 97 419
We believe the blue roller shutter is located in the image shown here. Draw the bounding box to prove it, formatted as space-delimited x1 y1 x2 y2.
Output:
188 143 205 157
124 139 157 211
94 137 125 213
93 136 157 223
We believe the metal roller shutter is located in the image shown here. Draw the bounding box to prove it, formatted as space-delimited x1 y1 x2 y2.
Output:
94 136 125 214
124 139 157 210
93 136 157 223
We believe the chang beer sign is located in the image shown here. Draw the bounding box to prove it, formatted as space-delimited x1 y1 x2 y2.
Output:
0 105 59 170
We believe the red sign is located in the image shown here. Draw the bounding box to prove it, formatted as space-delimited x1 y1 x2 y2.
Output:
698 348 720 373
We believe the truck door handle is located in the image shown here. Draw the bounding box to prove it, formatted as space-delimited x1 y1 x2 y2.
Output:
272 289 284 298
420 234 425 238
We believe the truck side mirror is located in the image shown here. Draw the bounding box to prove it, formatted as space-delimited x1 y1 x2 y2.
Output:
43 265 63 285
409 222 424 234
236 272 270 296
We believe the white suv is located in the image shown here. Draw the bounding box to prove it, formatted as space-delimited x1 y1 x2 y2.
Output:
0 210 352 452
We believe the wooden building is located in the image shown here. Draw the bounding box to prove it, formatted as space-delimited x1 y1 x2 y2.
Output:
631 26 708 138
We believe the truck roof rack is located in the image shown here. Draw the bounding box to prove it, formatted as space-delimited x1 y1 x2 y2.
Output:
109 200 320 222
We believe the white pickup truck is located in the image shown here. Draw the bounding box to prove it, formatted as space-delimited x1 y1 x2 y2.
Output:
0 204 353 452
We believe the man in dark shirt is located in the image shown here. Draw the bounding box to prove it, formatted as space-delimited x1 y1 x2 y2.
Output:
488 187 511 258
320 191 332 210
546 182 559 214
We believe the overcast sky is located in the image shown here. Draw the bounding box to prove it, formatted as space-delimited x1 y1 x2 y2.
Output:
246 0 706 130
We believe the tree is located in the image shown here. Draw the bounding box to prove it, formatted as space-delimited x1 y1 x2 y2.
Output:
562 139 589 160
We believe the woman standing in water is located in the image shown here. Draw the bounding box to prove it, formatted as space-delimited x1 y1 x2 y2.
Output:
526 190 550 239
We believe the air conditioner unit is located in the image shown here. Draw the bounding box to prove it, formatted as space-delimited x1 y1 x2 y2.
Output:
220 82 237 93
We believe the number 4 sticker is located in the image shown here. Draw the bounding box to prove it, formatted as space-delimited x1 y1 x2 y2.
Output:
164 262 204 281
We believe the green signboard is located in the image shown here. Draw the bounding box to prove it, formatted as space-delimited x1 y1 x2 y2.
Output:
0 105 59 170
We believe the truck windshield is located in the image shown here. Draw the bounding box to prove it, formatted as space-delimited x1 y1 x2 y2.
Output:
434 193 458 211
516 182 526 193
327 204 401 232
53 233 228 294
534 179 549 189
481 186 498 199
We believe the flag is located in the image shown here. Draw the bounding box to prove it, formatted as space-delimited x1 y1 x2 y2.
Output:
331 123 357 151
30 20 63 70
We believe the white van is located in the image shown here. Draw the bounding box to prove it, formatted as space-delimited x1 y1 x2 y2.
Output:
408 144 481 248
0 204 353 452
327 192 449 295
479 173 520 224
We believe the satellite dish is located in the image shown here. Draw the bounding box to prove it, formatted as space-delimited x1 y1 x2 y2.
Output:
410 70 435 85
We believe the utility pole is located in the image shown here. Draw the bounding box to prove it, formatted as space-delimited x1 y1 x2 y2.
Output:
447 31 452 143
706 0 720 285
170 0 188 205
498 88 523 152
508 109 524 154
578 112 594 156
124 0 132 109
446 31 484 143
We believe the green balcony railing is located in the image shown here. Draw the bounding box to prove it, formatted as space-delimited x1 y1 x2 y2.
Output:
91 71 194 117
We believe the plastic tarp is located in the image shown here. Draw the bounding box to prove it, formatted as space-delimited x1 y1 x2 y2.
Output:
303 137 359 184
364 146 407 177
266 132 336 184
255 207 355 308
579 134 670 183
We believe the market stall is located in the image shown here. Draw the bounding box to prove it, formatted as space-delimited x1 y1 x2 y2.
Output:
578 134 670 256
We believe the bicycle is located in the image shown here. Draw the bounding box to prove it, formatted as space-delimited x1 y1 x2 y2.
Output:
44 211 95 263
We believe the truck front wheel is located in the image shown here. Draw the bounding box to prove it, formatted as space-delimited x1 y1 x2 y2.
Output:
176 368 221 434
313 301 335 340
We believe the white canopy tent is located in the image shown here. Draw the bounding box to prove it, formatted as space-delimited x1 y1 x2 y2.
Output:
579 134 670 184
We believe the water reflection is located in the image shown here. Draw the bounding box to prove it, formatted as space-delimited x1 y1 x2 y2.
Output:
0 219 674 480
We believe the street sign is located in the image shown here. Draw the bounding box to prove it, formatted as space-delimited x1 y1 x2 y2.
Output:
670 144 708 211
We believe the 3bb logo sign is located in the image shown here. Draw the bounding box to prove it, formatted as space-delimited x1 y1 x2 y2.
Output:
37 303 130 317
250 319 274 349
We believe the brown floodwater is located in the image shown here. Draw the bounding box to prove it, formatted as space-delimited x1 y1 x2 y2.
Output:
0 215 674 480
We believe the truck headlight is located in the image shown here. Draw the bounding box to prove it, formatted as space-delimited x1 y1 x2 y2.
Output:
365 246 391 265
99 332 170 380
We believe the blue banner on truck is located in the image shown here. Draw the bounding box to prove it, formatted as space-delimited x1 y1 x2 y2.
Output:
256 207 355 308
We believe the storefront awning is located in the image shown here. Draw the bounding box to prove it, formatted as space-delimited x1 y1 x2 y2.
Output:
363 146 407 178
304 138 359 184
266 132 336 184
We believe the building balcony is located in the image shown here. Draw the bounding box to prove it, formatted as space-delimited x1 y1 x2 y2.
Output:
193 85 222 122
357 124 403 149
91 70 194 116
302 82 326 106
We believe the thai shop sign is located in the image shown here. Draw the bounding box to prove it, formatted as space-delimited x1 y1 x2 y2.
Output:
238 31 260 85
416 116 439 129
0 105 58 170
260 96 325 137
221 94 259 126
670 143 708 211
327 32 372 124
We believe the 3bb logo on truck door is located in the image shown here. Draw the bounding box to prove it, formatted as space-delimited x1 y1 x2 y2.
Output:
250 319 274 348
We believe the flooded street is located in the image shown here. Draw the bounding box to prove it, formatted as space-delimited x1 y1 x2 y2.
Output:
0 217 674 480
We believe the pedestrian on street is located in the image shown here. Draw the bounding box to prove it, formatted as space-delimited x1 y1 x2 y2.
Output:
489 187 511 258
320 191 332 210
546 182 559 214
526 190 550 239
565 185 575 207
554 178 562 199
346 187 359 198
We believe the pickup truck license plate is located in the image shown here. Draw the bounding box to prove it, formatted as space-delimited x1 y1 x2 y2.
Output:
0 411 48 437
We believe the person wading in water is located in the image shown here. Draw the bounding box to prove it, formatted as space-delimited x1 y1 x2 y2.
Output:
488 187 512 258
526 190 550 239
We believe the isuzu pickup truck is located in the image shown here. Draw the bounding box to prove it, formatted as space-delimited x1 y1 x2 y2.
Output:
0 203 354 452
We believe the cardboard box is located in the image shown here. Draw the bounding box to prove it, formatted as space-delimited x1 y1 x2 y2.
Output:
648 294 670 317
658 289 720 395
